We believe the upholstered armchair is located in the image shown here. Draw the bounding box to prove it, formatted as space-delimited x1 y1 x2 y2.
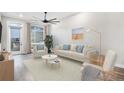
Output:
32 44 46 58
81 50 116 81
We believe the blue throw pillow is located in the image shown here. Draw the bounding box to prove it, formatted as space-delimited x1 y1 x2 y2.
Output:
63 44 70 50
76 45 84 53
37 45 44 50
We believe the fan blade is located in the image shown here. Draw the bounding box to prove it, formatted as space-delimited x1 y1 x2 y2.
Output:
49 18 57 21
51 23 57 24
49 22 57 24
50 21 60 22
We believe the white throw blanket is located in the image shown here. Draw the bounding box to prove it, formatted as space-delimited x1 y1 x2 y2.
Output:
81 65 101 81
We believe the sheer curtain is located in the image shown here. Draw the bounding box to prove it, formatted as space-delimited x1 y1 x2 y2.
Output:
21 23 31 54
26 23 31 53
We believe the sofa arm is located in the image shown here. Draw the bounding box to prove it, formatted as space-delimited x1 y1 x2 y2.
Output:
81 63 104 81
86 50 97 58
54 45 60 50
83 63 103 71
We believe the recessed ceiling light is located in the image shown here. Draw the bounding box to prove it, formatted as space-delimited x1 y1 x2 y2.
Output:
19 13 23 17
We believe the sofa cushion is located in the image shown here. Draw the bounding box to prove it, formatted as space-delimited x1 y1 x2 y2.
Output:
70 44 76 51
72 52 84 57
37 45 44 50
55 50 85 62
63 44 70 50
56 50 71 56
56 50 70 54
76 45 84 53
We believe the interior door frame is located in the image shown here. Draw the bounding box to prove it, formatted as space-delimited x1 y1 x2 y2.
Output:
7 21 23 55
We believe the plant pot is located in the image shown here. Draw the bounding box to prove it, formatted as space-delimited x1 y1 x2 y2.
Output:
48 49 51 54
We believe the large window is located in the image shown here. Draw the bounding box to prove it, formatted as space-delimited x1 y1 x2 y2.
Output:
31 26 44 43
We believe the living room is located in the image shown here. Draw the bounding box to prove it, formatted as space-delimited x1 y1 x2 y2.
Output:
0 12 123 81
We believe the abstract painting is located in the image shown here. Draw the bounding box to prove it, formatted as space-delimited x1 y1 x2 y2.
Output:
72 27 84 40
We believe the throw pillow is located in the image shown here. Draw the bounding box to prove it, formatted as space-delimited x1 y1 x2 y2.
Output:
37 45 44 50
63 44 70 50
76 45 84 53
70 44 76 51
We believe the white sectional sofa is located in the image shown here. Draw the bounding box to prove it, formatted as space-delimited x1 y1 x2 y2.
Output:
54 44 97 62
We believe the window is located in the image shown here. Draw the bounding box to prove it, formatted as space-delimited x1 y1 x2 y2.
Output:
10 25 21 51
31 26 44 43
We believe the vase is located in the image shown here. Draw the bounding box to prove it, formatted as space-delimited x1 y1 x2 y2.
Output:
0 54 4 61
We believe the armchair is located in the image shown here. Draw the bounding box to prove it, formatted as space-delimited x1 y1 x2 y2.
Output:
81 50 116 81
32 44 46 58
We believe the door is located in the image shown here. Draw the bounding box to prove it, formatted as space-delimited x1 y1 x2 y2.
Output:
8 24 22 54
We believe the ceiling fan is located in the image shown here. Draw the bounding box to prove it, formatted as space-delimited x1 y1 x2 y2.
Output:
33 12 60 24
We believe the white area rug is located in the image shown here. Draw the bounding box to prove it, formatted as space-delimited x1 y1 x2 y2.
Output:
24 57 82 81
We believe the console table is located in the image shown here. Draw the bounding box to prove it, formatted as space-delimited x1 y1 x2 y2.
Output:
0 60 14 81
0 52 14 81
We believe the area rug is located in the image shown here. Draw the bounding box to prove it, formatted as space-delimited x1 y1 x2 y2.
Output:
23 57 82 81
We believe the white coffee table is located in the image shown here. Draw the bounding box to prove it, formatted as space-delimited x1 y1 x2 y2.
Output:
42 54 58 63
42 54 61 67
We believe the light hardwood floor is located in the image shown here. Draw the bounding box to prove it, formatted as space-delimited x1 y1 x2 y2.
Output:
13 54 34 81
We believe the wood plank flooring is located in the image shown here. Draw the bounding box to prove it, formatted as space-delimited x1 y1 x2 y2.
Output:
13 54 34 81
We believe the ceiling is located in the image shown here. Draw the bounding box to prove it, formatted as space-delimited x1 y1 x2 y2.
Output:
1 12 78 23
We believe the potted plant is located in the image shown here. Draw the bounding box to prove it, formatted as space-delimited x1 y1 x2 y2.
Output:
44 35 53 54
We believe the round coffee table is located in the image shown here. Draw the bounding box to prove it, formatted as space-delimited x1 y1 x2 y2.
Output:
42 54 61 67
42 54 58 63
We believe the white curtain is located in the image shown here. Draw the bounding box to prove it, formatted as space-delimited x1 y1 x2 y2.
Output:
26 23 31 53
21 23 31 54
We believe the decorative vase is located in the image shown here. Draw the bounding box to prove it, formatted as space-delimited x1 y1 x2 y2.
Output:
0 54 4 61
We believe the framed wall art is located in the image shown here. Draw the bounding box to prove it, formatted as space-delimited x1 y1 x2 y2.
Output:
72 27 85 40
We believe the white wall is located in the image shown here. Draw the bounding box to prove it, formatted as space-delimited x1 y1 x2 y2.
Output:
51 13 124 67
51 13 107 50
101 13 124 67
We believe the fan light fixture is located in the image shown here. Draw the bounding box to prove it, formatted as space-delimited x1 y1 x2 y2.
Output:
33 12 60 24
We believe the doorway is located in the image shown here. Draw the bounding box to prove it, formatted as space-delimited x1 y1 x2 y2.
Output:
8 23 23 54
